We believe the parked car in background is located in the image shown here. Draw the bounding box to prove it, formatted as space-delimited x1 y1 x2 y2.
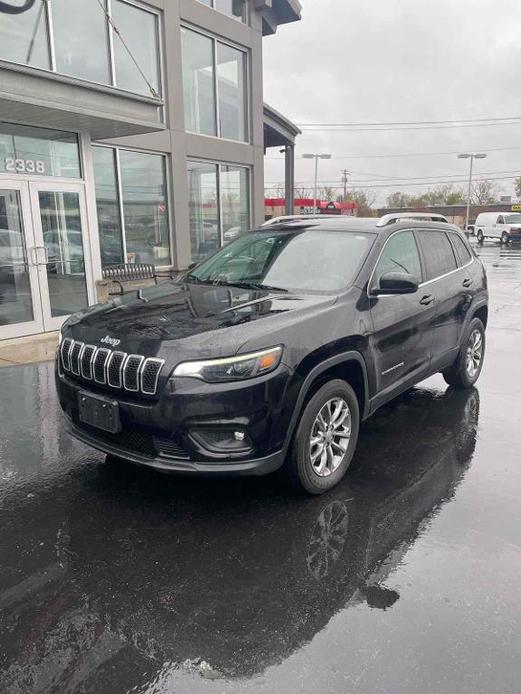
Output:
474 212 521 244
56 214 488 495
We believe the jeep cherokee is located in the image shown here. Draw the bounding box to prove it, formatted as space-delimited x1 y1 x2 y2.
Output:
55 214 488 494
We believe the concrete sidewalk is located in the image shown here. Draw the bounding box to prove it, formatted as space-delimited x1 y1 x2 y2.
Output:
0 332 58 367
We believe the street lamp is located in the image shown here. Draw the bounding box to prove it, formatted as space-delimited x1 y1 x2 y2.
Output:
457 152 487 233
303 153 332 215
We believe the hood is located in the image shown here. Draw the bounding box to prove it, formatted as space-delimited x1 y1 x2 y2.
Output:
63 281 337 359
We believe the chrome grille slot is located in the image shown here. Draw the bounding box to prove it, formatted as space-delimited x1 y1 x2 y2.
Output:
107 351 127 388
93 348 111 384
141 358 164 396
123 355 144 392
69 341 83 375
80 345 96 380
61 338 74 371
61 341 164 396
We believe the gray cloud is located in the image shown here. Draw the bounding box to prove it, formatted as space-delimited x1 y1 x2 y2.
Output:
263 0 521 204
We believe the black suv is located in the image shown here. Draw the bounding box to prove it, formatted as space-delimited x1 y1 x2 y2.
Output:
56 214 488 494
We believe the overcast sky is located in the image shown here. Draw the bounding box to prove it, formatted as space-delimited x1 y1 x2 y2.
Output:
262 0 521 205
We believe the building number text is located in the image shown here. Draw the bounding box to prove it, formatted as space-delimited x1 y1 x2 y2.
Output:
4 158 46 174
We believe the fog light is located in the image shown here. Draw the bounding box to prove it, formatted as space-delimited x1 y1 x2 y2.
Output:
190 427 252 453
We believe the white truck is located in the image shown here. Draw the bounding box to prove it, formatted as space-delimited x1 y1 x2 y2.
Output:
474 212 521 244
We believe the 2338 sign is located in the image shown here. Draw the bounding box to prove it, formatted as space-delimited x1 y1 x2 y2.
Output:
4 157 45 174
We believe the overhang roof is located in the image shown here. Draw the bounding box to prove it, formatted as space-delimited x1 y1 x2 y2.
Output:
261 0 302 36
264 103 301 147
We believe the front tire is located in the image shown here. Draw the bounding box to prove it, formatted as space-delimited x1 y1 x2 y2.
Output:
443 318 486 388
476 229 484 244
501 231 510 244
285 380 360 495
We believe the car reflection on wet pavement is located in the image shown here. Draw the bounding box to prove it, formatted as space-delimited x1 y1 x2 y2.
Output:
1 243 520 694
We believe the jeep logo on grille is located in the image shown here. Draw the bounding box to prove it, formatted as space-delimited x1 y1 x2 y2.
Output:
100 335 121 347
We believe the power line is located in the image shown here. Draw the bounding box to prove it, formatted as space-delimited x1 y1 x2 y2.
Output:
266 169 521 185
298 121 521 132
265 174 519 191
296 115 521 127
265 145 521 161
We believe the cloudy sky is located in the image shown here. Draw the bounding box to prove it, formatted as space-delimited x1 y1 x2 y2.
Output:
262 0 521 205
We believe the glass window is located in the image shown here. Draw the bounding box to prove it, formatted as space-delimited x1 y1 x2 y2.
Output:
112 0 160 95
93 146 171 266
0 189 35 326
214 0 247 22
119 150 170 265
449 233 472 266
0 0 50 69
217 43 246 141
181 29 248 141
53 0 110 83
374 231 422 287
418 231 457 280
187 161 220 262
92 147 124 266
0 123 81 178
181 29 217 137
221 166 249 241
189 231 373 294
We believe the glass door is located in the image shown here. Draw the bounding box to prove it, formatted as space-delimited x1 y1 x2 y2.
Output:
0 181 44 340
29 182 93 332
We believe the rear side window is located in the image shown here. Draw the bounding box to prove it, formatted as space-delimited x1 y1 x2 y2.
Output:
373 231 422 286
449 233 472 266
417 231 457 281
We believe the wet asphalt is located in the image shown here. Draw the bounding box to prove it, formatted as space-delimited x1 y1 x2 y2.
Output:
1 242 520 694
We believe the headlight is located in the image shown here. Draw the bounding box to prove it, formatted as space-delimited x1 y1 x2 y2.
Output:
172 346 283 383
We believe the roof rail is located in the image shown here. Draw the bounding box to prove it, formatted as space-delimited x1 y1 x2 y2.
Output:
376 212 449 227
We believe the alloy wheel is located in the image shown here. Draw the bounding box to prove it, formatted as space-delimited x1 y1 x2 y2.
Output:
309 397 351 477
466 329 483 378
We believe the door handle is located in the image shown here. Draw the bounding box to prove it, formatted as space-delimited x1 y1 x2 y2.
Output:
419 294 435 305
462 278 473 288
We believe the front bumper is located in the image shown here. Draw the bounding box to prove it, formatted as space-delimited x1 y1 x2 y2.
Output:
56 363 293 476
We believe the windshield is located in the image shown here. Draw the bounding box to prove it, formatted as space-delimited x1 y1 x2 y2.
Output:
504 214 521 224
187 229 374 293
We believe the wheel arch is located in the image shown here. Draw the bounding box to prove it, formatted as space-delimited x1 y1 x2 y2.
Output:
282 352 370 456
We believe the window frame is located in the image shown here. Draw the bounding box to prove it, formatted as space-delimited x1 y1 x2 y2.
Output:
187 156 252 259
181 24 250 143
1 0 163 98
368 229 424 295
197 0 248 24
92 143 173 268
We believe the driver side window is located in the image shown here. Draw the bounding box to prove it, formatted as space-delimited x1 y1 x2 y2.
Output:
497 216 504 225
373 231 422 288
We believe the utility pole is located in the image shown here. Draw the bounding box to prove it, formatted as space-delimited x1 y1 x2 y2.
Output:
341 169 349 200
457 152 487 233
302 153 332 214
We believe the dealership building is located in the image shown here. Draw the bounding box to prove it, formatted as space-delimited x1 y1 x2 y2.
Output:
0 0 301 341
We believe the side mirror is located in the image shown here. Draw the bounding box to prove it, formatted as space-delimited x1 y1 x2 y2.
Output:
187 261 198 270
372 271 419 295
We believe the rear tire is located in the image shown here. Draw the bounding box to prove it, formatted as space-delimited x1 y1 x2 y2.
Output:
443 318 485 389
476 229 484 244
284 379 360 495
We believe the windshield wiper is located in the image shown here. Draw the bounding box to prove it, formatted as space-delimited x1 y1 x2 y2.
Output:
221 281 288 293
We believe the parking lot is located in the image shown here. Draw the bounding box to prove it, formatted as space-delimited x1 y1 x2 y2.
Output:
1 241 520 694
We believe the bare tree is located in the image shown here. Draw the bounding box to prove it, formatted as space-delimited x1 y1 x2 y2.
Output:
471 179 498 205
320 186 336 201
339 190 377 217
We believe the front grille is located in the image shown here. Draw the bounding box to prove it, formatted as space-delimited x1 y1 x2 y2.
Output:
60 339 165 396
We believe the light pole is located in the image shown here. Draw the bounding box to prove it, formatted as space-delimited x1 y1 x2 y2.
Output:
303 153 332 215
457 152 487 233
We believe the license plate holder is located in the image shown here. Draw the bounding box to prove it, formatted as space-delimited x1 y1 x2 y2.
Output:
78 391 121 434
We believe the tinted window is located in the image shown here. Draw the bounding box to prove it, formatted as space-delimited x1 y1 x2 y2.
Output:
418 231 457 280
449 233 472 266
374 231 422 287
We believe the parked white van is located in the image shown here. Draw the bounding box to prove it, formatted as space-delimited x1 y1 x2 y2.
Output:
474 212 521 244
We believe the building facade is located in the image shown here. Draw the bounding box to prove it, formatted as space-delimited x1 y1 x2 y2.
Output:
0 0 301 340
